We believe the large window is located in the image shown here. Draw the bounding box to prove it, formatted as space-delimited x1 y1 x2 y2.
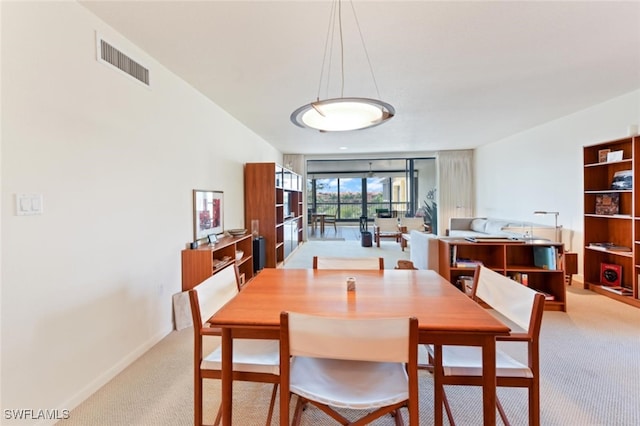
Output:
307 158 436 223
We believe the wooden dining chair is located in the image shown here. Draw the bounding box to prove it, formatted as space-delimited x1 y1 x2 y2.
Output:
279 312 419 426
427 265 545 426
323 214 337 233
312 255 384 270
188 264 280 426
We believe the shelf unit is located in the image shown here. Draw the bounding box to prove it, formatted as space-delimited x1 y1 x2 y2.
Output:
438 238 567 311
244 162 303 268
583 136 640 307
181 234 253 291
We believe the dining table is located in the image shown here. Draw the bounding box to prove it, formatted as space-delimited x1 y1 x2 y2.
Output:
207 268 510 426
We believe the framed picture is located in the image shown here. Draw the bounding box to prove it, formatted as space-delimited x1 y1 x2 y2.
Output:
193 190 223 241
598 149 610 163
606 150 623 162
595 192 619 215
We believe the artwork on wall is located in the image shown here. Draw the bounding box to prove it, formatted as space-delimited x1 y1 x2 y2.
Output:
193 189 223 241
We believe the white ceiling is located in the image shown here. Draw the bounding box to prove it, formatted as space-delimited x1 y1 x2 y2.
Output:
80 1 640 156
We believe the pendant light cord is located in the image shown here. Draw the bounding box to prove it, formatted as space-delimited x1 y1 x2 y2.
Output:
315 0 382 102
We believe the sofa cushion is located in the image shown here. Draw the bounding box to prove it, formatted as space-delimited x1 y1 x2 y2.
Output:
484 220 510 234
470 218 488 233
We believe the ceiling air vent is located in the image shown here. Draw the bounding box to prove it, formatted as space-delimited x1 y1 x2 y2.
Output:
96 33 150 87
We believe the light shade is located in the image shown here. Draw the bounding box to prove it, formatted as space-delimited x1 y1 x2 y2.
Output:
291 97 395 132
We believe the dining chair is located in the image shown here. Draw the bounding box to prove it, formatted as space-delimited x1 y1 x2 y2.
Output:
188 264 280 426
323 214 337 233
395 260 418 270
279 312 419 426
427 265 545 426
312 255 384 270
373 217 401 247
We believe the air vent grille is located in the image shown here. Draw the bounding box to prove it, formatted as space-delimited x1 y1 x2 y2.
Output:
98 36 149 86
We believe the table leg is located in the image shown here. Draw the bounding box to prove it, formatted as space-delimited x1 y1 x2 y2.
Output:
221 329 233 426
482 336 497 425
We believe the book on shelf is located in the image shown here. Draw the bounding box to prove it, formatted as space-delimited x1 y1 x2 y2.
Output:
588 242 631 252
455 258 483 268
536 290 555 301
533 246 557 270
600 286 633 296
509 272 529 286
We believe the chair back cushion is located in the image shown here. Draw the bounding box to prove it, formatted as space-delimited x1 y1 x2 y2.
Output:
400 217 425 231
192 265 239 325
285 312 412 362
374 217 399 232
314 256 383 270
476 265 537 331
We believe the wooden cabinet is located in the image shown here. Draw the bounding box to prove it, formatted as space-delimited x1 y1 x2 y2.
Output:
181 234 253 291
244 162 303 268
438 238 567 311
583 137 640 307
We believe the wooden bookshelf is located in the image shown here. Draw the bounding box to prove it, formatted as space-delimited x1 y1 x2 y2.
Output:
244 163 303 268
181 234 253 291
438 238 567 311
583 136 640 308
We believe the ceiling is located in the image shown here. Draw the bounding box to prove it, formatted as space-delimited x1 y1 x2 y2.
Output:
80 1 640 156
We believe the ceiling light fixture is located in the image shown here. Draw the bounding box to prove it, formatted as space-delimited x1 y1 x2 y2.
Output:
290 0 395 132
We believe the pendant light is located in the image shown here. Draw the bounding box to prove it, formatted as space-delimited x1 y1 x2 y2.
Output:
291 0 395 132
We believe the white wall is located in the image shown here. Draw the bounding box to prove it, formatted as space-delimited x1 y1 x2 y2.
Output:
0 2 280 423
475 90 640 279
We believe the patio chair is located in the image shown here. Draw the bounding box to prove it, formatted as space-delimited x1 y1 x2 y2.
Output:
373 217 401 247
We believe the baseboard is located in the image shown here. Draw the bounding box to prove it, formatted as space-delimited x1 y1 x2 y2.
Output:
35 324 173 426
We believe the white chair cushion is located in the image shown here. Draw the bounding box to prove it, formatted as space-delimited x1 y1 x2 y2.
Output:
202 339 280 375
426 345 533 378
290 356 409 409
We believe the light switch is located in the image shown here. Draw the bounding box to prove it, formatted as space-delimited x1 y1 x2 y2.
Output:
16 193 43 216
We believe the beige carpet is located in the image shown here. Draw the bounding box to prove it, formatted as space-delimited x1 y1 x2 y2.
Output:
60 242 640 425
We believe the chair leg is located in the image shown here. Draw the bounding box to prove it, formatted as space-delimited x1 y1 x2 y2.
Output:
496 397 510 426
265 384 278 426
213 403 222 426
292 396 306 426
195 375 204 426
392 408 404 426
442 390 455 426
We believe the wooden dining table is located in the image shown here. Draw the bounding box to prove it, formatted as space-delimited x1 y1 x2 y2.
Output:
207 268 510 425
310 212 328 234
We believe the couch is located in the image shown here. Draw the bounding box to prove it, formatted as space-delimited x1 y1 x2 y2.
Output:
408 230 439 272
447 217 557 241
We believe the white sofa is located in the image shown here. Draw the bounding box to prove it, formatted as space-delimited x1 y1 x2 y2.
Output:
447 217 557 241
408 230 439 271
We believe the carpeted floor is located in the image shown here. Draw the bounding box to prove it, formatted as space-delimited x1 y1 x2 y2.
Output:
60 239 640 426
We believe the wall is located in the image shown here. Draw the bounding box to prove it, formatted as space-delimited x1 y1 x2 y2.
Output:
0 2 280 423
475 90 640 279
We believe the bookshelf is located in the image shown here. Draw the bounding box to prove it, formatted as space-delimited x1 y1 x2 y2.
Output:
583 136 640 307
244 163 303 268
438 238 567 311
181 234 253 291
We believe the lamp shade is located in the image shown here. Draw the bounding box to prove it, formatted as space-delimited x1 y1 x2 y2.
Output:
291 97 395 132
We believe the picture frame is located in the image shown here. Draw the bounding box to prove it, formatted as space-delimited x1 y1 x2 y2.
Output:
606 150 623 162
595 192 619 215
193 189 223 241
598 148 611 163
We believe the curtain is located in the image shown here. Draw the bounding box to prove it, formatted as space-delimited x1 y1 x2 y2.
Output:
283 154 305 175
437 150 474 236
